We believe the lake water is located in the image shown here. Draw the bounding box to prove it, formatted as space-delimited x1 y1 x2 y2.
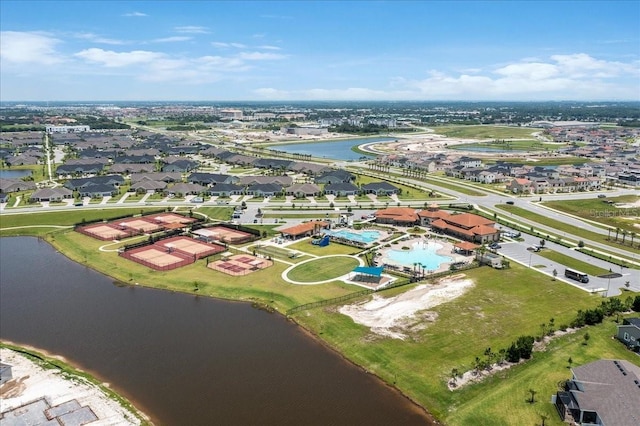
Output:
0 237 432 426
0 169 32 179
270 137 395 161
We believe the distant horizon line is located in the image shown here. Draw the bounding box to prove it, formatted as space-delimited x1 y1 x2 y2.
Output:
2 99 639 104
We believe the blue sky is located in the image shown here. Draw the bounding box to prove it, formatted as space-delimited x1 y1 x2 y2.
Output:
1 1 639 101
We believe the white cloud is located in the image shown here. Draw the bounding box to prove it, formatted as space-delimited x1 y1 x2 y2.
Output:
74 48 165 67
123 12 147 17
257 45 281 51
174 26 209 34
211 41 247 49
237 51 286 60
0 31 63 65
74 32 126 45
152 36 192 43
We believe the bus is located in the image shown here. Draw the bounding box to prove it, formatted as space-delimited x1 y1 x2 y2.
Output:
565 268 589 283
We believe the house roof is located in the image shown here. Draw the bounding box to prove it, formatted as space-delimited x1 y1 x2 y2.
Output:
280 221 329 237
374 207 419 223
454 241 480 251
444 213 495 229
623 317 640 328
570 360 640 426
361 181 399 191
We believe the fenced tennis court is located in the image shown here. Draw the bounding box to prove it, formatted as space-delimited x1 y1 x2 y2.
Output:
150 212 197 225
207 254 273 276
157 236 226 259
76 223 135 241
193 225 254 244
120 245 193 271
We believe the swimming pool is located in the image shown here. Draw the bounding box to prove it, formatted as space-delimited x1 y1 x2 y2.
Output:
326 229 381 244
386 241 453 270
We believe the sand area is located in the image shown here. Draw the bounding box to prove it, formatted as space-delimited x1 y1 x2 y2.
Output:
339 275 474 340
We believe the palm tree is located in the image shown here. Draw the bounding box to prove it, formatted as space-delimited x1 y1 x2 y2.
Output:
614 227 620 242
621 230 627 245
630 232 636 248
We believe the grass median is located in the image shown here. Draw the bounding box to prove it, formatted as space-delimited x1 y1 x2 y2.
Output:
535 249 611 277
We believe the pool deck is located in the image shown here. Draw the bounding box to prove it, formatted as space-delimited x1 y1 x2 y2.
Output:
377 237 470 274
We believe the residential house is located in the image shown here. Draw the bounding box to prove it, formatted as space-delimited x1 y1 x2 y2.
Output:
458 156 483 168
78 184 119 198
131 180 167 193
206 183 244 197
188 172 239 186
64 175 124 191
507 178 533 194
5 153 39 166
165 183 204 196
286 183 321 198
238 175 293 187
130 172 182 184
323 182 359 196
56 163 105 177
252 158 294 170
289 162 331 176
616 318 640 352
0 178 36 194
554 359 640 426
361 181 399 195
245 183 283 197
109 163 155 174
315 169 355 184
161 159 198 173
30 187 73 202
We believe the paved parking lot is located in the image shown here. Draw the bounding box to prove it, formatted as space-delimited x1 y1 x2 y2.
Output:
496 230 639 296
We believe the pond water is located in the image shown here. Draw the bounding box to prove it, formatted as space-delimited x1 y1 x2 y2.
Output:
269 137 395 161
0 169 32 179
0 237 432 426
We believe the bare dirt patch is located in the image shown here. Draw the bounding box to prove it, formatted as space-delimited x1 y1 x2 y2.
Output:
339 275 474 340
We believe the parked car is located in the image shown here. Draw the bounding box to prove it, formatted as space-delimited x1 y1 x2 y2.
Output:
489 242 502 249
506 201 515 205
597 194 606 198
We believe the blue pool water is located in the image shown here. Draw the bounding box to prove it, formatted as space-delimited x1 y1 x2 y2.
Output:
387 241 453 270
327 229 381 244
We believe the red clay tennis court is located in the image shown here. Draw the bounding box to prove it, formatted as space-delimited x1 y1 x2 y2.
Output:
192 225 254 244
207 254 273 276
76 223 134 240
149 213 197 225
157 236 225 259
121 245 193 271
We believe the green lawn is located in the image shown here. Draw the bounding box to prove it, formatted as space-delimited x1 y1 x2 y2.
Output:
428 125 542 139
288 239 362 256
426 177 487 196
542 195 640 235
536 249 611 277
0 207 165 236
292 264 630 425
287 256 359 282
46 230 359 311
449 140 565 152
